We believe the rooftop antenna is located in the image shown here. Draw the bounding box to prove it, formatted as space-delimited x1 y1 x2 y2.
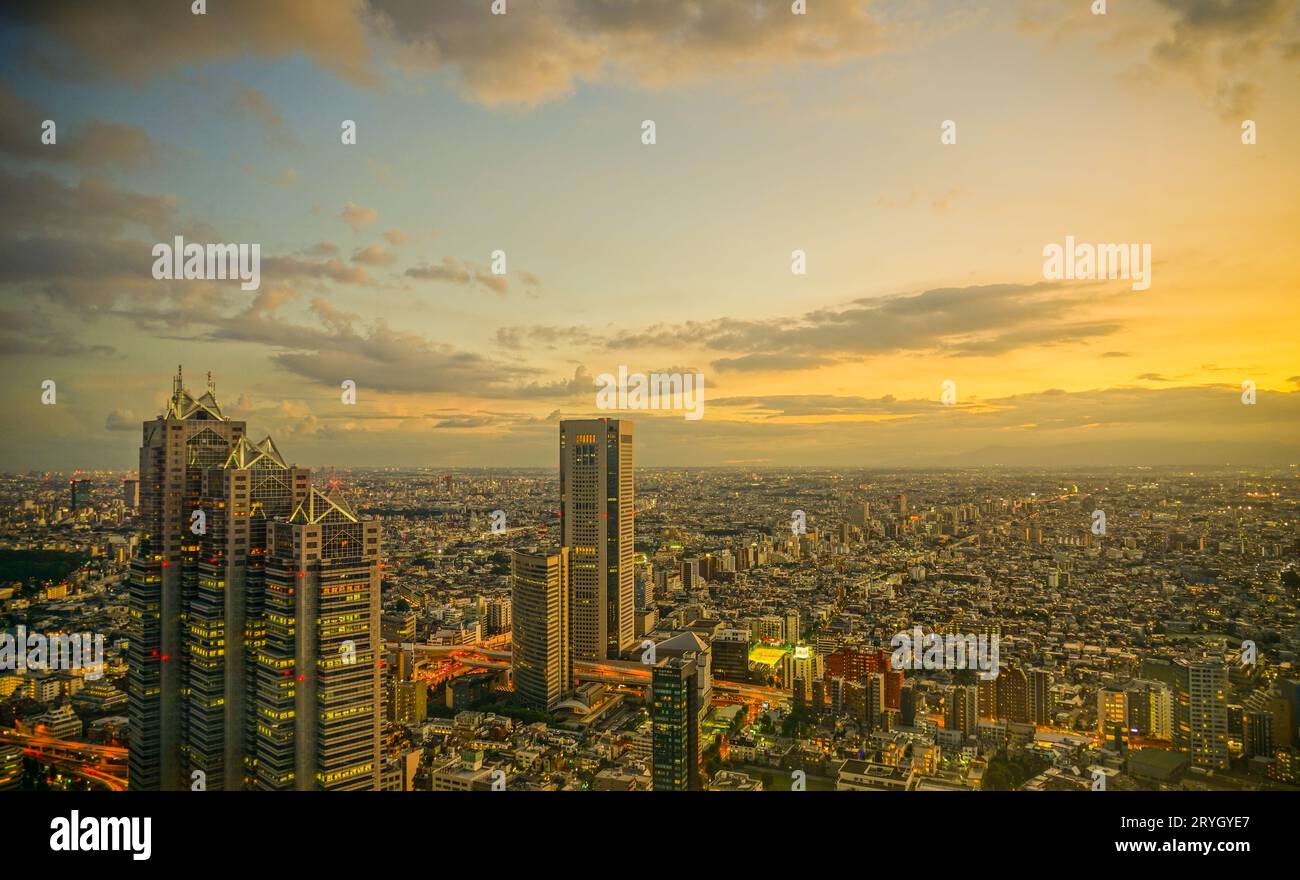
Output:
172 364 184 409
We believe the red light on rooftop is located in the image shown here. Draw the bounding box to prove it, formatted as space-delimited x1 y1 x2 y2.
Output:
161 654 169 662
297 674 305 682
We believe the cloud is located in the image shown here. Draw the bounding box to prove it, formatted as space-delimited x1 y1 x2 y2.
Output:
382 228 411 246
105 409 137 431
0 307 117 357
231 86 298 146
0 168 177 239
369 0 883 105
261 254 371 284
406 256 511 295
339 201 378 230
1021 0 1300 117
0 0 377 86
600 282 1125 371
497 324 598 351
0 82 161 170
351 244 396 265
3 0 883 106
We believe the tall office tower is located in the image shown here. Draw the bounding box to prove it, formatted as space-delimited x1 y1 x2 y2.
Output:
652 653 705 791
711 629 751 682
183 436 309 790
255 487 382 790
122 478 140 511
884 668 903 710
977 676 997 719
849 503 870 527
947 685 978 735
487 597 512 635
900 682 917 726
129 368 245 791
69 479 92 512
679 557 701 591
785 610 800 643
1176 659 1229 769
511 547 571 711
559 419 635 661
635 562 654 609
866 672 887 731
997 664 1030 724
898 493 908 517
1029 668 1054 726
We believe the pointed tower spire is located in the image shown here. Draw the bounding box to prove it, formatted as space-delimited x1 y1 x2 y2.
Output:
172 364 185 412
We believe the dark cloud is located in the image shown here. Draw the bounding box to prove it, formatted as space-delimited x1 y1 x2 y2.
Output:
104 409 137 431
0 82 161 170
603 282 1124 370
2 0 881 106
0 0 376 85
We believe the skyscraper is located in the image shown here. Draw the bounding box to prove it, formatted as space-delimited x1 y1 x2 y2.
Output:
1177 659 1229 769
511 547 571 711
68 479 92 513
128 368 245 790
559 419 635 661
1029 668 1054 726
183 436 309 789
947 684 978 735
255 486 382 790
652 653 704 791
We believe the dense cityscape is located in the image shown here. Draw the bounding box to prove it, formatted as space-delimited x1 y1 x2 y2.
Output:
1 371 1296 793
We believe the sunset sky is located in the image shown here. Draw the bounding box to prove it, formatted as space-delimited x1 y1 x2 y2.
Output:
1 0 1297 470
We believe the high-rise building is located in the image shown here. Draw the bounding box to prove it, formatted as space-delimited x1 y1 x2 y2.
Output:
511 547 571 711
1176 659 1229 769
997 665 1030 724
680 557 701 591
866 672 887 732
652 653 704 791
1029 668 1054 726
254 486 382 790
711 629 750 682
559 419 635 660
947 685 978 735
183 435 309 789
128 368 245 790
122 479 140 511
69 479 92 512
1098 687 1128 745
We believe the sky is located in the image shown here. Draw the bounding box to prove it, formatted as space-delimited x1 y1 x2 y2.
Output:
0 0 1297 471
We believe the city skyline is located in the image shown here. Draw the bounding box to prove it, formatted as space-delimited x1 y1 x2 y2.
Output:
1 0 1298 813
1 2 1298 470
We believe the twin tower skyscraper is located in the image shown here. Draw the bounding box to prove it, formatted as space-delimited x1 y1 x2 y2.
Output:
513 419 637 710
127 369 382 790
